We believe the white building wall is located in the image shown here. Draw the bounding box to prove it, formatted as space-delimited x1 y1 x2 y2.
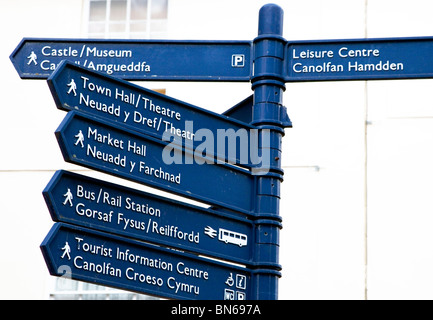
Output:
0 0 84 300
1 0 433 300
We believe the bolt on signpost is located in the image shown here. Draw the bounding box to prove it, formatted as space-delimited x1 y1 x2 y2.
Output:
9 4 290 300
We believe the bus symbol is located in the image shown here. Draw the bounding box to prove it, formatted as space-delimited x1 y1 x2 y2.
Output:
218 229 248 247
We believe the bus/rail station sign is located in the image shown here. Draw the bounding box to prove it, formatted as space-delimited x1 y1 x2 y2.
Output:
43 170 256 266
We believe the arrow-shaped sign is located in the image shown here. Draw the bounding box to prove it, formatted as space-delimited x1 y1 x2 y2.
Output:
47 61 283 169
285 36 433 82
12 36 433 82
55 111 258 214
43 170 258 266
41 223 263 300
10 38 252 81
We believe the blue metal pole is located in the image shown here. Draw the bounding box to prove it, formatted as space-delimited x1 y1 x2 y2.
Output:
251 4 291 300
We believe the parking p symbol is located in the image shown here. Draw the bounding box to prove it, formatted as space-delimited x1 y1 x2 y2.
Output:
232 54 245 68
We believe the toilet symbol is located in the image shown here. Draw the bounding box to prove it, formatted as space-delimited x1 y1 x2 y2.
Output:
224 289 235 300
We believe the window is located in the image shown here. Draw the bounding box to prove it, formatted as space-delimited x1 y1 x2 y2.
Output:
87 0 168 39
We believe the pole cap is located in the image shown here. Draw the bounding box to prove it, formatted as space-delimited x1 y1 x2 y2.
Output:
258 4 284 36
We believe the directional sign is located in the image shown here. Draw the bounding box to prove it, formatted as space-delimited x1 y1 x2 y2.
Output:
47 61 274 168
12 36 433 83
10 38 252 81
43 170 256 265
55 111 256 214
285 36 433 82
41 223 259 300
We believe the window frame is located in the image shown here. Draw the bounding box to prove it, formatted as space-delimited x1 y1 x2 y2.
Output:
83 0 168 39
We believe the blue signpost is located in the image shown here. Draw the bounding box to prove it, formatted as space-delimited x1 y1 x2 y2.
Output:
10 39 252 81
6 4 289 301
6 3 292 301
43 170 260 266
19 3 433 301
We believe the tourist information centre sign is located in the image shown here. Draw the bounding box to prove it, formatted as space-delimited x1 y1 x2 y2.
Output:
41 223 257 300
12 3 433 301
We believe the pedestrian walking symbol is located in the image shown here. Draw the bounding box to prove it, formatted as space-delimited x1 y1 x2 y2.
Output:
63 188 73 207
67 79 77 96
61 242 71 260
27 51 37 65
74 130 84 148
